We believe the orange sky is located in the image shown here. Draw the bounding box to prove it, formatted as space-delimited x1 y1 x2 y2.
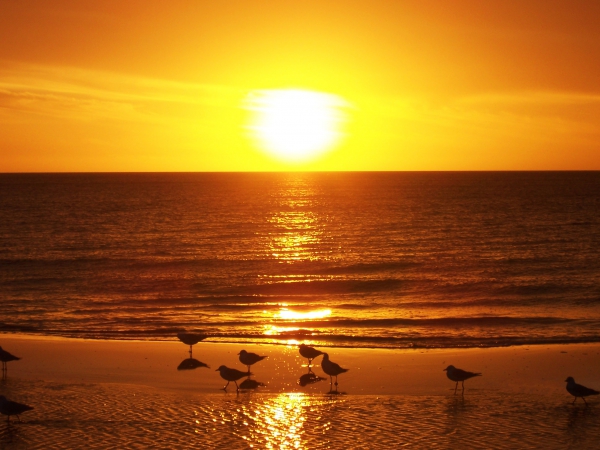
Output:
1 0 599 171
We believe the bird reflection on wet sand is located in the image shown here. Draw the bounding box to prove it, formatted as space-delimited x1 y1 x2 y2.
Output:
177 358 210 371
239 378 266 390
298 370 326 387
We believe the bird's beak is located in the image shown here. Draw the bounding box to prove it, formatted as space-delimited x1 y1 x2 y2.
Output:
443 368 447 371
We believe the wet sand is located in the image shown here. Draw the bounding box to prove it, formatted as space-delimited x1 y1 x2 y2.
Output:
1 334 599 448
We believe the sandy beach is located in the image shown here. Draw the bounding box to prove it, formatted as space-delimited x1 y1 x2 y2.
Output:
0 334 599 448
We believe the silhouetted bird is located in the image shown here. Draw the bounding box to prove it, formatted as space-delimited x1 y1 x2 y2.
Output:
299 344 323 366
177 333 207 358
443 365 482 394
565 377 599 405
321 353 348 390
215 365 251 391
0 346 21 373
238 350 267 373
0 395 33 422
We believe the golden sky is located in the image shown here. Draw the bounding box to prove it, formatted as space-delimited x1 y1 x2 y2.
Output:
1 0 599 171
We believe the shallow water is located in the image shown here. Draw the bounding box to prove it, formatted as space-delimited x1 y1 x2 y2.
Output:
2 172 600 349
1 378 599 449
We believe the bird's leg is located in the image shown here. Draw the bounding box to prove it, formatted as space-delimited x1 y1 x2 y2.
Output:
247 366 252 377
454 382 458 394
334 376 338 387
461 381 465 392
189 346 193 358
221 381 230 391
235 381 240 392
583 397 588 406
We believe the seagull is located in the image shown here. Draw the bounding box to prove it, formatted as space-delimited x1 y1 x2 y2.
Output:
299 344 323 367
177 333 207 358
443 365 482 394
238 350 267 373
565 377 599 405
215 365 251 391
321 353 348 390
0 346 21 374
0 395 33 423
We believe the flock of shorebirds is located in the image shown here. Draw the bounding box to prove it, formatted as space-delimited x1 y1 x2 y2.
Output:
0 339 599 424
442 365 600 405
214 344 349 393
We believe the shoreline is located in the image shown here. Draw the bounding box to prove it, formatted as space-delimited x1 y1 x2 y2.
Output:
2 333 600 448
2 332 599 397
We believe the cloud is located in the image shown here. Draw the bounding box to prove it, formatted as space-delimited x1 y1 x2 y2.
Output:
0 62 244 123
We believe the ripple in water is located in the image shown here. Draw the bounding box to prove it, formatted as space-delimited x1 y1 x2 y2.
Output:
1 379 599 449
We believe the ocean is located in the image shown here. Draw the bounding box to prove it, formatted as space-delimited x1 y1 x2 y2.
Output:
1 171 599 349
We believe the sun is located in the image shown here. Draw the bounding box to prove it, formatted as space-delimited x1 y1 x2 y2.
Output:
244 89 349 163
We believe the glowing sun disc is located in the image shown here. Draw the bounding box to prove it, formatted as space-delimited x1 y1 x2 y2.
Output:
244 89 349 162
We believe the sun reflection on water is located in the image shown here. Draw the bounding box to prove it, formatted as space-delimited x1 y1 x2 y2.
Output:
277 308 332 320
238 393 334 449
268 211 323 262
262 175 336 263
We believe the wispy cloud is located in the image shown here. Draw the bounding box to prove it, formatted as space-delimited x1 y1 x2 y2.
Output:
0 62 244 122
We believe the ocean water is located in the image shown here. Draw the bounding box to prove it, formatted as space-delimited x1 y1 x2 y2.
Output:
1 172 599 348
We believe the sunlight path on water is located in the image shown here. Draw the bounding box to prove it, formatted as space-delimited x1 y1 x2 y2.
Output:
2 379 599 449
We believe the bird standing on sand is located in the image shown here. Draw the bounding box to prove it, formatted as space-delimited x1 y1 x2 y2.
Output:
238 350 267 373
299 344 323 367
321 353 348 390
215 365 252 391
0 395 33 422
0 346 21 374
443 365 482 394
177 333 207 358
565 377 599 405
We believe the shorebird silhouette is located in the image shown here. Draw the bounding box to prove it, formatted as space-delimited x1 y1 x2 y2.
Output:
0 395 33 423
215 365 251 391
443 365 482 394
299 344 323 367
0 346 21 375
177 333 207 358
238 350 267 373
565 377 599 405
321 353 348 391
